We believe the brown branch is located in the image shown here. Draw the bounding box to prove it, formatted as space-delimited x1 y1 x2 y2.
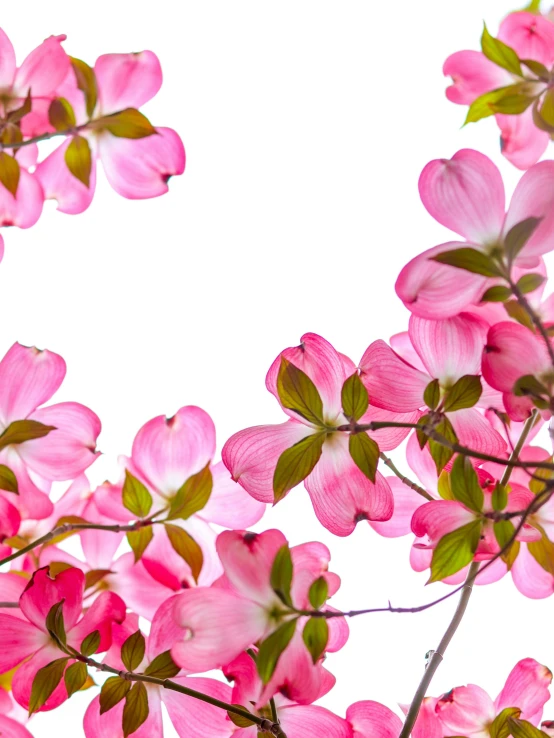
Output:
379 452 434 501
509 277 554 367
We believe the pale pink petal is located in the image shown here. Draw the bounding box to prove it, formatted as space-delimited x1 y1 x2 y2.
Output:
482 321 549 393
94 51 162 113
18 402 100 480
495 658 552 723
0 614 46 672
131 406 215 497
498 11 554 66
436 684 496 733
497 109 550 171
406 433 438 495
0 496 20 541
444 50 512 105
304 435 394 536
389 331 426 371
411 500 476 542
326 609 349 652
84 688 163 738
80 517 124 571
370 478 425 538
199 461 265 528
171 588 268 673
68 591 126 652
20 566 84 631
359 406 422 451
0 343 65 424
0 29 15 88
0 234 4 263
12 643 71 712
222 421 316 503
0 715 34 738
162 677 234 738
224 651 261 707
147 595 186 660
1 454 53 519
359 340 429 413
448 408 507 457
13 35 70 97
216 529 287 605
279 705 352 738
99 127 185 199
347 700 403 738
418 149 505 244
504 161 554 264
410 697 444 738
92 481 129 522
512 543 554 598
0 573 27 617
34 138 97 214
0 169 43 229
109 552 174 621
396 241 489 319
265 333 348 421
409 312 487 385
410 541 432 572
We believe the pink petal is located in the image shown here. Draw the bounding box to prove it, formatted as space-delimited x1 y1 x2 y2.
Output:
20 566 84 632
99 127 185 199
18 402 100 480
0 29 15 88
80 515 124 571
409 312 487 385
370 478 425 538
131 406 215 497
497 109 550 171
84 688 163 738
359 340 429 413
390 331 426 371
68 591 126 652
199 461 266 528
94 51 162 114
304 435 394 536
0 169 43 229
396 241 489 319
279 705 352 738
216 529 287 606
359 405 422 451
511 544 554 598
92 480 129 522
347 700 403 738
222 421 316 503
12 644 71 712
495 658 552 723
411 500 476 541
406 433 438 495
482 321 549 394
418 149 505 244
0 342 65 424
0 495 20 540
162 677 233 738
224 651 261 707
0 573 27 617
0 454 53 520
504 161 554 264
34 138 97 214
448 407 507 457
0 614 46 672
444 50 512 105
411 697 444 738
13 35 70 97
498 11 554 67
435 684 495 733
265 333 348 420
171 588 268 673
0 715 34 738
109 552 175 621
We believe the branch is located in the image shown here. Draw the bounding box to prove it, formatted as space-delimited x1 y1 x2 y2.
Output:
0 601 19 608
379 452 434 501
509 277 554 367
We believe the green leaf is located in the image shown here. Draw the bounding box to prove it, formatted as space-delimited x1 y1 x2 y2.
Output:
450 455 484 512
64 135 92 188
494 520 520 570
95 108 157 139
507 718 550 738
144 651 180 679
521 58 550 79
443 375 482 412
0 419 57 451
84 569 112 591
80 630 101 657
164 523 203 582
429 416 458 474
100 676 132 714
424 379 440 410
0 464 18 493
29 658 69 714
490 91 535 114
127 526 153 563
227 708 256 727
538 89 554 128
437 470 454 500
270 544 293 606
167 464 213 520
64 661 88 698
277 357 325 426
302 617 329 664
6 90 32 124
0 151 20 197
70 57 98 118
492 483 508 512
122 470 153 518
257 619 297 683
513 375 549 401
465 85 530 124
45 600 67 647
481 285 512 303
481 24 523 76
121 630 146 672
341 373 369 421
416 413 430 450
529 458 554 494
489 707 522 738
429 520 482 583
48 98 76 131
122 682 149 737
273 432 326 503
527 528 554 576
308 576 329 609
349 432 379 482
504 300 535 330
505 217 543 264
432 248 502 277
521 0 541 12
517 273 546 295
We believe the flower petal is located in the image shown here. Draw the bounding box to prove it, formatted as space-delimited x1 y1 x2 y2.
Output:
279 704 352 738
199 461 266 528
68 591 126 653
12 643 70 712
370 478 425 538
0 614 46 672
495 658 552 723
0 29 15 88
435 684 495 734
20 566 84 632
497 109 549 171
347 700 403 738
162 677 233 738
13 35 69 97
443 50 512 105
498 11 554 66
84 688 163 738
34 138 97 214
411 500 476 542
94 51 162 113
511 543 554 598
448 408 506 458
0 170 43 229
482 321 549 394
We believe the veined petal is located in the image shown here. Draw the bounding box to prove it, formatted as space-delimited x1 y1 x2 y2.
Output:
0 29 15 88
279 704 352 738
68 591 126 653
435 684 495 734
406 433 438 496
0 614 46 672
13 35 69 97
359 406 422 451
162 677 233 738
109 552 175 621
498 11 554 66
495 658 552 723
411 500 476 542
482 321 550 393
511 544 554 598
94 51 162 113
370 478 425 538
497 109 550 171
347 700 403 738
20 566 84 632
444 50 512 105
1 453 53 519
199 461 265 528
12 643 71 712
34 138 97 214
448 408 507 458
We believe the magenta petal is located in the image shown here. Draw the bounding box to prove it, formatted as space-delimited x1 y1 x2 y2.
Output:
495 658 552 723
304 435 394 536
511 544 554 598
482 321 549 394
0 495 20 541
370 478 425 538
222 421 316 503
99 127 185 199
20 566 84 632
200 461 266 528
0 715 34 738
0 29 15 88
436 684 495 733
109 553 174 621
12 644 71 712
359 406 422 451
411 500 476 541
84 688 163 738
497 109 549 171
498 11 554 66
418 149 505 244
131 405 215 497
94 51 162 113
0 169 43 229
448 408 506 458
68 591 126 653
279 705 352 738
410 697 444 738
35 138 97 214
2 455 53 520
0 614 46 672
0 342 65 424
346 700 403 738
443 50 512 105
13 35 69 97
162 677 233 738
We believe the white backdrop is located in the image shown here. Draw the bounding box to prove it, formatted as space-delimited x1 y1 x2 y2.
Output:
1 1 552 735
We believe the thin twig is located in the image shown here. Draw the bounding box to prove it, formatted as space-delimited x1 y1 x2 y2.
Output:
509 278 554 367
379 452 434 501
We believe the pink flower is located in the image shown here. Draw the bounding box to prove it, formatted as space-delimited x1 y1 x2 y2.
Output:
0 151 43 229
0 566 125 712
0 687 33 738
396 150 554 318
0 343 101 520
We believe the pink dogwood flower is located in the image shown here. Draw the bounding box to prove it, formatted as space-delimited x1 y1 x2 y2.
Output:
0 687 33 738
396 149 554 318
